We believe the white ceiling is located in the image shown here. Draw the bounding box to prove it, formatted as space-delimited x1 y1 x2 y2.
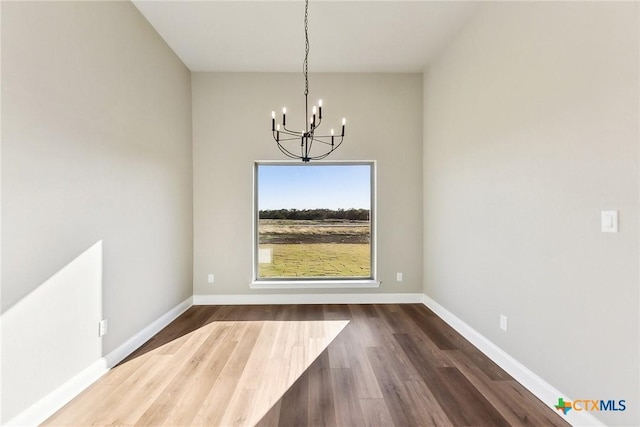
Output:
132 1 479 73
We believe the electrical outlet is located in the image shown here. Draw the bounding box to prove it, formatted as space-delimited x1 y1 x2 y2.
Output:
500 315 508 332
396 272 403 282
208 274 215 283
98 319 108 337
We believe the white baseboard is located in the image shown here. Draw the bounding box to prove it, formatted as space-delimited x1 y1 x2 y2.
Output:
194 292 424 305
4 358 108 427
422 295 604 427
5 296 193 427
103 296 193 368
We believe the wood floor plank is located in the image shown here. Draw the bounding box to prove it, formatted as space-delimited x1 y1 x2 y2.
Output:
70 324 212 426
220 388 256 426
365 346 419 427
499 380 569 427
376 304 454 369
358 398 395 427
254 399 282 427
409 304 511 380
340 321 384 399
134 403 170 427
348 304 382 347
124 306 218 360
330 367 365 426
161 339 237 426
276 366 309 427
97 354 178 426
45 305 569 427
327 332 351 369
400 304 457 350
438 367 511 427
394 331 510 427
44 356 146 425
191 364 245 427
445 349 567 427
366 306 425 382
124 324 232 426
207 319 348 427
403 379 454 426
307 351 337 427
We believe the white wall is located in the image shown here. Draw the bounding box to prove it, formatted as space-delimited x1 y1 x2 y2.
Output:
1 2 193 422
192 73 423 297
423 2 639 426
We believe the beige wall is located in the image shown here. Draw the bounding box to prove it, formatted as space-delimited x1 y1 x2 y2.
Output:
423 2 639 425
1 1 193 422
193 73 423 296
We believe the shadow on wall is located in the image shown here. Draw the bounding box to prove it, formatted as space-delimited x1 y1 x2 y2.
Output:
1 240 104 424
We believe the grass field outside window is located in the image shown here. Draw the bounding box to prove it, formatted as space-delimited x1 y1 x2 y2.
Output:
255 162 375 280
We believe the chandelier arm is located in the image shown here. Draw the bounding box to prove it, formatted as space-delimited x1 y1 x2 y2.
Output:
311 134 344 145
307 150 334 161
276 136 303 142
322 137 344 152
278 128 303 137
282 125 302 135
311 139 343 160
309 138 334 146
273 130 306 141
306 137 313 156
324 143 343 154
280 131 302 138
275 134 304 147
311 116 322 129
276 142 305 160
311 132 339 139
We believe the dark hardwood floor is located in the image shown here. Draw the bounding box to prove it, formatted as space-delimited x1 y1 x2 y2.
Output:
46 304 569 426
254 304 567 427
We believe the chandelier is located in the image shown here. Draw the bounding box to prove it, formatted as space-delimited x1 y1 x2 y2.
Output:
270 0 346 163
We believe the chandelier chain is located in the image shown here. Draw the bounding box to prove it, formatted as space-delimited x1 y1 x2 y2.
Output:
304 0 309 97
270 0 346 162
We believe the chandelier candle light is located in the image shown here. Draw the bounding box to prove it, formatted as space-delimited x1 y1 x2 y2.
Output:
270 0 346 162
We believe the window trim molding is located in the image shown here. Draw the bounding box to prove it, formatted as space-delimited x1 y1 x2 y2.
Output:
252 160 377 284
249 279 381 290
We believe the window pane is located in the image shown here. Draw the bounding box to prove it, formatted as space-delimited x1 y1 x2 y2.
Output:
256 164 372 279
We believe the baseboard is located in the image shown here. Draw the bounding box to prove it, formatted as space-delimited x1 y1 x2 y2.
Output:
193 292 424 305
5 296 193 427
4 357 109 427
422 295 604 427
103 296 193 368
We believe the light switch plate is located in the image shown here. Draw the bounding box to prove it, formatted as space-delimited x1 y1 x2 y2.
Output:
601 210 618 233
500 315 508 331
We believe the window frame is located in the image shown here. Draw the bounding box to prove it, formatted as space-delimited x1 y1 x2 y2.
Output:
251 160 378 289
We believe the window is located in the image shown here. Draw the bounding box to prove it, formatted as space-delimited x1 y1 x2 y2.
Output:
254 162 375 282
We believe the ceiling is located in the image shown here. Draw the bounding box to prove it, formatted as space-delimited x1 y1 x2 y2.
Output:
131 1 479 73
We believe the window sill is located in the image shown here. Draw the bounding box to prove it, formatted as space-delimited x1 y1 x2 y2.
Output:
250 280 381 290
